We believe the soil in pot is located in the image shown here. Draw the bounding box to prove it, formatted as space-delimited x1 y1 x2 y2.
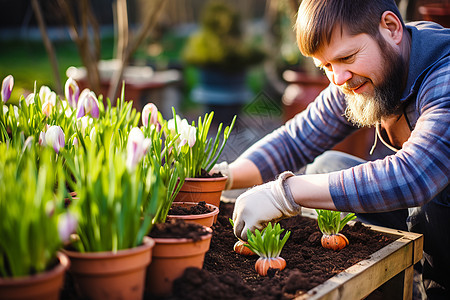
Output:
161 202 397 300
168 201 213 215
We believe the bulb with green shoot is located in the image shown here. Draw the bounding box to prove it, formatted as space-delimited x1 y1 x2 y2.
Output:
315 209 356 251
245 222 291 276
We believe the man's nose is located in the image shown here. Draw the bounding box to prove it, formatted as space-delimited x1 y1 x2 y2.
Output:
331 66 352 86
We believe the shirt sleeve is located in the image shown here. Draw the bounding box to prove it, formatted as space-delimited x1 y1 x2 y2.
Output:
330 57 450 212
239 84 358 182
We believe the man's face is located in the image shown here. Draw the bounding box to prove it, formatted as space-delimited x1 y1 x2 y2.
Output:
312 27 406 127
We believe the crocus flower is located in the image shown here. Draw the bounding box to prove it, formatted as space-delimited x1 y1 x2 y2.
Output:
65 77 80 108
126 127 151 171
58 212 78 243
1 75 13 103
43 125 65 153
179 119 196 148
168 116 196 148
142 103 158 127
39 86 52 103
77 89 99 119
41 90 56 117
25 93 35 106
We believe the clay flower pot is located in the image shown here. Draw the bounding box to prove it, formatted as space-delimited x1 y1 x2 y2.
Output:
0 252 70 300
167 201 219 227
174 176 227 208
146 226 213 297
63 236 155 300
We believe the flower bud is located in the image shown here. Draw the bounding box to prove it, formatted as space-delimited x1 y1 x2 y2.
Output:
142 103 158 127
77 89 99 118
65 77 80 108
1 75 13 103
44 125 65 153
126 127 151 171
25 93 35 106
39 86 52 103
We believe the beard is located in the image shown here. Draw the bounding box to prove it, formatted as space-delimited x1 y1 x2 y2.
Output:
343 40 406 127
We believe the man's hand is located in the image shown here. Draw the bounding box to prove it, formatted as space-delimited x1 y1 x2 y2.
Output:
210 161 232 190
232 171 302 240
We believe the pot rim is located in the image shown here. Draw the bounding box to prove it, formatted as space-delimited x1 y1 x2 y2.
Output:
151 226 213 244
0 251 70 284
183 176 228 182
168 202 219 219
62 236 155 258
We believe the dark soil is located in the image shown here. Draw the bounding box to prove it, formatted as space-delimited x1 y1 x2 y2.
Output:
164 202 397 300
199 168 223 178
168 201 213 215
149 219 211 241
62 202 397 300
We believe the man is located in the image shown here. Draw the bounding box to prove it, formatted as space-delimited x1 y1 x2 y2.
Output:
215 0 449 298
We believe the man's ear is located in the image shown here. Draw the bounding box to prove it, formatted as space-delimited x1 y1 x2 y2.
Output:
379 11 403 45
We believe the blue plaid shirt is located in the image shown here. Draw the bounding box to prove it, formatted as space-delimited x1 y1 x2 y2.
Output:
240 22 449 213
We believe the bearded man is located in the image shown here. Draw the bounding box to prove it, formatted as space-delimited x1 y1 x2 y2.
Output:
213 0 449 298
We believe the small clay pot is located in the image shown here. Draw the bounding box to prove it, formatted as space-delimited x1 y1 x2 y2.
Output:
0 252 70 300
167 202 219 227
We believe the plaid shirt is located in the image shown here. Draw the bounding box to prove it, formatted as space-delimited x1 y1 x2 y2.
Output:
240 22 449 213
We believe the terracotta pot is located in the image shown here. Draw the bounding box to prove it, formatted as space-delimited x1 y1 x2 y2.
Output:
0 252 70 300
174 176 227 208
146 227 213 297
167 202 219 227
63 236 155 300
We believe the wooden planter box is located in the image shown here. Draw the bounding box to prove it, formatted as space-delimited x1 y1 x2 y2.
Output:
298 210 424 300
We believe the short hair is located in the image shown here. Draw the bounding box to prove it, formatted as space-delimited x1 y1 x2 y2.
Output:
296 0 405 56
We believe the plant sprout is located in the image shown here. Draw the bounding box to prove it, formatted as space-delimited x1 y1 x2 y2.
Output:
245 222 291 276
316 209 356 251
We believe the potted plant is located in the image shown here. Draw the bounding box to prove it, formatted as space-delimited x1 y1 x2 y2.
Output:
168 109 236 208
60 127 162 300
0 143 73 300
315 209 356 251
182 0 265 120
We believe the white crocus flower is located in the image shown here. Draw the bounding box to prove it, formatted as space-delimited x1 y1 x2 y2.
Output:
126 127 151 171
43 125 65 153
25 93 35 106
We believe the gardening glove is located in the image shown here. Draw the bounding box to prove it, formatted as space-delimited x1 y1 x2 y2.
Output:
232 171 301 240
210 161 233 190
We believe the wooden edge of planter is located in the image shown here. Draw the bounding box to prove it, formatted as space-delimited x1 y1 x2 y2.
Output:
296 210 424 300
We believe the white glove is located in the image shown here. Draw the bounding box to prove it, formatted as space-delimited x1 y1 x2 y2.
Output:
210 161 233 190
232 171 301 240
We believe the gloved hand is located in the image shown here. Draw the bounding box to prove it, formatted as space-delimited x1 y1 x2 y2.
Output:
232 171 301 240
210 161 233 190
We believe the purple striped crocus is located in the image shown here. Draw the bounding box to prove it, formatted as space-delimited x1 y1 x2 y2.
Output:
65 77 80 108
43 125 65 153
77 89 99 119
1 75 13 103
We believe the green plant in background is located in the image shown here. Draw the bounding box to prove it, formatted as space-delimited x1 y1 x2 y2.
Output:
245 222 291 276
182 0 265 72
167 108 236 178
0 143 75 278
62 127 163 253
